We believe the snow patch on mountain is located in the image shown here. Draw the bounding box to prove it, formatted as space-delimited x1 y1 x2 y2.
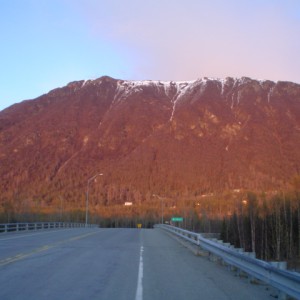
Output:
75 76 280 113
109 79 198 120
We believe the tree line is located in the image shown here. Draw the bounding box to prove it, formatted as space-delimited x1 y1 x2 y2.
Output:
219 191 300 265
1 177 300 269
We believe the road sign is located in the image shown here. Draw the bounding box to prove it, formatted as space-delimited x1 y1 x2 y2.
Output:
171 217 183 222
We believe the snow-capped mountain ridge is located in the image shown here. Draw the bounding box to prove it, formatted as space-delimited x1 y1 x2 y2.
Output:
1 75 300 206
73 76 279 102
57 75 295 122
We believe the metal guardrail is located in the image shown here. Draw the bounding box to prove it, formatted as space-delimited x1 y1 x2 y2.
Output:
157 224 300 300
0 222 97 233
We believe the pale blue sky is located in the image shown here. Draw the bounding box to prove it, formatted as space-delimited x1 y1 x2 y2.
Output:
1 0 300 111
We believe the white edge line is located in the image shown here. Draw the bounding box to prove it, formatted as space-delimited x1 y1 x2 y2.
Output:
135 245 144 300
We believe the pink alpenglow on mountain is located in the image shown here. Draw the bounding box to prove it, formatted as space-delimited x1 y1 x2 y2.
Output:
1 76 300 208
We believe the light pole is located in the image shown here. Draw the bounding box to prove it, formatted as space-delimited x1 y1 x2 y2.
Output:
86 173 103 227
153 194 165 224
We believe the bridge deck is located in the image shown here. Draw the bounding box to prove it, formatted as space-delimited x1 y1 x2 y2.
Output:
0 228 272 300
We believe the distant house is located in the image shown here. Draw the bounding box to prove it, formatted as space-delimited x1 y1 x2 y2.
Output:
124 202 133 206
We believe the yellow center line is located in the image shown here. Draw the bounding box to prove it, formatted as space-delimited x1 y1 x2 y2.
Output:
0 230 101 267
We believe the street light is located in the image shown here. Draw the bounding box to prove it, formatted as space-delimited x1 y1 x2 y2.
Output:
153 194 165 224
86 173 103 227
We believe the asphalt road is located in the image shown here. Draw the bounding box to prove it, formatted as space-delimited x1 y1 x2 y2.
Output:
0 227 274 300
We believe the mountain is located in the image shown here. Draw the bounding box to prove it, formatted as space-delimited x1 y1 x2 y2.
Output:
1 76 300 216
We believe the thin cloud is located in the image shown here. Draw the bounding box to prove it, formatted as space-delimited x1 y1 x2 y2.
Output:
71 0 300 83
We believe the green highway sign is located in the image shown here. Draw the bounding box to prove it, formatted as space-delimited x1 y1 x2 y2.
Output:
171 217 183 222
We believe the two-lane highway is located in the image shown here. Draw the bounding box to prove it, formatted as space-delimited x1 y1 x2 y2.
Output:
0 228 273 299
